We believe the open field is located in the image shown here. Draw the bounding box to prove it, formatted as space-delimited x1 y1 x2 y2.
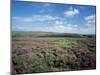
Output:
12 32 96 74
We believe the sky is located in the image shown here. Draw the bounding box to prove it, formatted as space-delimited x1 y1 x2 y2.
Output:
12 0 96 34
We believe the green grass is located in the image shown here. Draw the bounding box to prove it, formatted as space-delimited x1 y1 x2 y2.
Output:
48 39 78 47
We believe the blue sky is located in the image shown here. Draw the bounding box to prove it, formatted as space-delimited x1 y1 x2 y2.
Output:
12 0 96 34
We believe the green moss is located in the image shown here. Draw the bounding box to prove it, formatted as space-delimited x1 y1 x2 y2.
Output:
48 39 78 47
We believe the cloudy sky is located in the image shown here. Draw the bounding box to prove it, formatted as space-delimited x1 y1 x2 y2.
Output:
12 0 96 34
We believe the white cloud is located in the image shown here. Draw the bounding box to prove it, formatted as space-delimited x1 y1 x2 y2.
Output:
32 15 58 21
55 20 64 25
48 21 95 34
12 15 59 22
43 3 51 7
64 7 79 16
85 15 95 27
12 14 95 34
83 14 96 34
38 3 54 14
17 27 23 30
73 24 78 27
22 18 33 22
45 22 79 33
47 21 67 33
12 17 33 22
85 15 95 21
85 15 95 26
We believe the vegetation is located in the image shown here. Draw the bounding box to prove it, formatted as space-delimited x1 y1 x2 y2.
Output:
12 32 96 74
48 39 78 47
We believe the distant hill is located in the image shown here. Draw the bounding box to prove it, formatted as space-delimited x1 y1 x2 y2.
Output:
12 31 96 38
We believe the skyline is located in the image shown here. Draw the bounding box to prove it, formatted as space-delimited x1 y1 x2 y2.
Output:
12 1 96 34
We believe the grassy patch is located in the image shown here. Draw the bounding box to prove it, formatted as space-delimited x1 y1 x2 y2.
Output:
48 39 78 47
